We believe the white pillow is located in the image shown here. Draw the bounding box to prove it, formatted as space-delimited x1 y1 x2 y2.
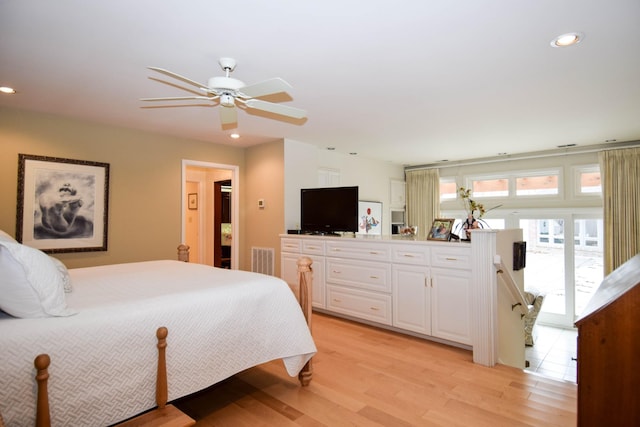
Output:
0 229 16 243
0 241 76 318
49 256 73 293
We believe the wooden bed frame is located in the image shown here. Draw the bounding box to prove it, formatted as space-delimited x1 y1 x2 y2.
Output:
26 245 314 427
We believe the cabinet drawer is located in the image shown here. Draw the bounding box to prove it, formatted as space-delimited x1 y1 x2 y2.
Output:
326 258 392 293
431 247 471 270
326 241 390 261
302 239 325 255
326 285 392 325
281 238 301 253
391 244 430 265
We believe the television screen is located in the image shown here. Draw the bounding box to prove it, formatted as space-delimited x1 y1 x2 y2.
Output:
301 186 358 234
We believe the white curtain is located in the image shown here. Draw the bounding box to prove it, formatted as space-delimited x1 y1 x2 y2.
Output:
405 169 440 240
598 147 640 274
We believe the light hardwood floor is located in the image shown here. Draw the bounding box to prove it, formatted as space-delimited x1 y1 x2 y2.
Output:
174 313 577 426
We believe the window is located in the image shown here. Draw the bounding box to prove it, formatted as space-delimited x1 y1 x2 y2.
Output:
439 178 457 201
471 178 508 197
516 173 559 196
574 166 601 195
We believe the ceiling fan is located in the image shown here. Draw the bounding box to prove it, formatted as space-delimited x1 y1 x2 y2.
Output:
141 57 307 128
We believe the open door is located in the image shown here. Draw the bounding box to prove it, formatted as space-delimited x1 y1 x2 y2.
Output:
214 180 232 268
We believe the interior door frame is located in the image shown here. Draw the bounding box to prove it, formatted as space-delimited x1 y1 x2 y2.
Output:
181 159 239 269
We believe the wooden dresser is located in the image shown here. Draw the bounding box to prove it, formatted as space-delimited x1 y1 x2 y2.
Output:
574 254 640 426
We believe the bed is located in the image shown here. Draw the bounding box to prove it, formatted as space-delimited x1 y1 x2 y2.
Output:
0 233 316 427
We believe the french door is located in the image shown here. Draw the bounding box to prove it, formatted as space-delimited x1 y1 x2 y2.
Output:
517 215 603 328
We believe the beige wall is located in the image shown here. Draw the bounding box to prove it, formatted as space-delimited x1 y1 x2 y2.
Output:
0 107 248 269
245 140 285 276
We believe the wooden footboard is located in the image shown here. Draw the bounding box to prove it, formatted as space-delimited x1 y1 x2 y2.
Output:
34 328 194 427
176 245 314 386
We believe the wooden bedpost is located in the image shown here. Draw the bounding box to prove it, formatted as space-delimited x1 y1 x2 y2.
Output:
34 354 51 427
116 327 195 427
177 244 190 262
155 326 169 409
296 256 313 386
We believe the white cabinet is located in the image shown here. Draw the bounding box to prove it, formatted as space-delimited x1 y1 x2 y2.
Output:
431 267 472 345
281 235 472 346
390 179 406 208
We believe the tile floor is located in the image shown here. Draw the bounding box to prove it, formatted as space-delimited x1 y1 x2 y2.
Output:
524 324 578 383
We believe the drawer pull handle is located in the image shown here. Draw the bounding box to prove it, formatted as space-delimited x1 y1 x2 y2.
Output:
403 254 414 257
369 276 379 279
369 251 379 255
307 246 318 249
445 257 457 261
369 307 380 311
333 298 342 303
332 248 341 251
332 270 342 274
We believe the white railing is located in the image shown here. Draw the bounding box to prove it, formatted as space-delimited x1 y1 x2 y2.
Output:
493 255 531 317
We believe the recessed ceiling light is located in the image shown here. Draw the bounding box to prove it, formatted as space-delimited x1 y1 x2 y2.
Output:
326 147 335 150
229 133 240 139
550 32 583 48
0 86 16 94
349 152 358 156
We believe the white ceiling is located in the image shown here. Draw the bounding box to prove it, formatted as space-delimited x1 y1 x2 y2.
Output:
1 0 639 166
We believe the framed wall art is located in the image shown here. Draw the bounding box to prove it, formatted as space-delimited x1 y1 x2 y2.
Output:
16 154 110 253
188 193 198 210
427 218 455 241
357 200 382 235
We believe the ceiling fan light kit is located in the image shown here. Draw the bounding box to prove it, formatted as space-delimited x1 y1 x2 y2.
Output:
141 57 307 128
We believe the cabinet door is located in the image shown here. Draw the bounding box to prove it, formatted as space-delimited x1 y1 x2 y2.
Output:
307 255 325 309
431 268 472 345
281 252 300 289
281 253 325 309
392 265 430 335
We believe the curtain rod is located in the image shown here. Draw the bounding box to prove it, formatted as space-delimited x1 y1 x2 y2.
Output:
405 140 640 171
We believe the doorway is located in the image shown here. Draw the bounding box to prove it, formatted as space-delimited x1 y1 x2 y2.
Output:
182 160 239 268
214 180 232 268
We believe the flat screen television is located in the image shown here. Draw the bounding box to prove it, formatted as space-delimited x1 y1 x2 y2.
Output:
300 186 358 234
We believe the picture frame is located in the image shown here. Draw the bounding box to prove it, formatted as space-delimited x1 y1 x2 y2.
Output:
427 218 455 241
357 200 382 235
16 154 110 253
188 193 198 210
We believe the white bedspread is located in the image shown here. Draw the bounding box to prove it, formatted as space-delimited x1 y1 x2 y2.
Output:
0 260 316 427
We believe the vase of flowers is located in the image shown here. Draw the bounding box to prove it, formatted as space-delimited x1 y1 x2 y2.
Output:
457 187 501 241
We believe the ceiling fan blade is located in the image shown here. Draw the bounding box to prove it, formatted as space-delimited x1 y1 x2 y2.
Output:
147 67 209 91
239 78 293 98
140 96 216 102
219 105 238 126
243 99 307 119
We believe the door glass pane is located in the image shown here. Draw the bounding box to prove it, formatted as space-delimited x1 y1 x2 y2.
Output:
574 219 604 315
520 219 565 315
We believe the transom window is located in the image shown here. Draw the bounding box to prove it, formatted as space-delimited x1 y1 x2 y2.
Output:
439 178 457 200
471 178 509 197
516 173 559 196
574 165 601 195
